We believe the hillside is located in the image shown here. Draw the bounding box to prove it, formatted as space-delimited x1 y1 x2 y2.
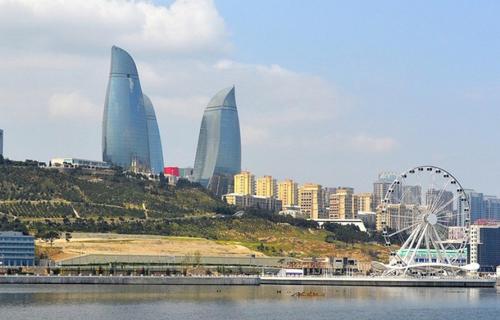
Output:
0 162 390 262
0 163 227 219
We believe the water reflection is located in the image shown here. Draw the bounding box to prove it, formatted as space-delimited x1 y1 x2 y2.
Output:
0 284 495 306
0 285 498 320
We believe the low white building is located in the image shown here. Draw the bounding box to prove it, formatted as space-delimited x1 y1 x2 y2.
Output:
50 158 111 169
279 205 304 219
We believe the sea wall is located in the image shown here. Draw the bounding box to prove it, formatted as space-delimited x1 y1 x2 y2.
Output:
0 275 496 287
0 275 259 286
260 276 497 287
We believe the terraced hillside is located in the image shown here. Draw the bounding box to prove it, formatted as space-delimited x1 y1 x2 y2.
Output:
0 162 390 262
0 164 227 219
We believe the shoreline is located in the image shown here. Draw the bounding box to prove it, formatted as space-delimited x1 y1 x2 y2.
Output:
0 275 496 288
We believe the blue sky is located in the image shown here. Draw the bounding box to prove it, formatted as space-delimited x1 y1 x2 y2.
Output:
0 0 498 195
214 0 500 194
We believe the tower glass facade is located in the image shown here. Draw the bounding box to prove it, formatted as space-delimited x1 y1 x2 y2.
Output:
143 95 164 174
102 46 151 172
193 87 241 196
0 129 3 157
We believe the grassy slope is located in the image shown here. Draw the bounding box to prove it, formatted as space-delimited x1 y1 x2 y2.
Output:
0 164 389 262
0 165 224 218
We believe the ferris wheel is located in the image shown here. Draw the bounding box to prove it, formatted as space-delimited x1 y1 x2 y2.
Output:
378 165 475 276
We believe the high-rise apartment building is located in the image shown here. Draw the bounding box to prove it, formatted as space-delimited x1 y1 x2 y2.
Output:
484 195 500 221
234 171 255 195
373 172 398 210
193 87 241 196
322 187 336 212
278 179 298 207
329 187 355 219
299 183 324 220
469 223 500 272
459 189 486 223
353 192 373 213
256 175 277 198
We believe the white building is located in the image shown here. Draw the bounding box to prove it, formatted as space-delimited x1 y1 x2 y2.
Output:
50 158 111 169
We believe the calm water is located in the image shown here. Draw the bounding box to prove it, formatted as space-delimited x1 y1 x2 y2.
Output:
0 284 498 320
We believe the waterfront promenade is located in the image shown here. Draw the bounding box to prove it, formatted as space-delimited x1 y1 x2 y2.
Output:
0 275 496 287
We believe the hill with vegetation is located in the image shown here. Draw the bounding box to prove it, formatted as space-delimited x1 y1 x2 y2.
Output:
0 160 390 262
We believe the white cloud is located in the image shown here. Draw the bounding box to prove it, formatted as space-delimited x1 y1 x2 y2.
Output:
0 0 229 55
350 134 397 152
0 0 374 190
48 92 99 119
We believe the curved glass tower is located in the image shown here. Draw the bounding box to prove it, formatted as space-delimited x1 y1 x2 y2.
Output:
102 46 150 172
143 94 165 174
193 86 241 196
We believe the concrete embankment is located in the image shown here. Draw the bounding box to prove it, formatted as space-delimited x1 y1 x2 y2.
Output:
0 275 259 286
0 275 496 287
260 276 497 288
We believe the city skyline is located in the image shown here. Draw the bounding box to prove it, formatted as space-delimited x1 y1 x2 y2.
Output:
1 0 499 195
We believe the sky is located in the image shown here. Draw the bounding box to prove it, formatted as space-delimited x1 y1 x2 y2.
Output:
0 0 499 195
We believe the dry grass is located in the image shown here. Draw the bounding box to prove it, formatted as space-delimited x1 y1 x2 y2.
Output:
37 233 264 262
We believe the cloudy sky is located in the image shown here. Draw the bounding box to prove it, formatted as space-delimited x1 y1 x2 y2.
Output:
0 0 499 195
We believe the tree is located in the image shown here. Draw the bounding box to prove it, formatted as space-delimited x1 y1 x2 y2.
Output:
65 232 72 242
42 230 60 246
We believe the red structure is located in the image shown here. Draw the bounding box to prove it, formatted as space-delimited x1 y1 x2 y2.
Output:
164 166 179 176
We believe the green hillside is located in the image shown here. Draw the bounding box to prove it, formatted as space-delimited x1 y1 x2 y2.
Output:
0 162 227 219
0 160 389 261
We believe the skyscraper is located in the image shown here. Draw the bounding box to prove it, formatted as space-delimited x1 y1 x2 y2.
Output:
193 87 241 196
373 172 399 209
102 46 150 172
143 94 164 174
484 195 500 221
461 189 486 223
0 129 3 157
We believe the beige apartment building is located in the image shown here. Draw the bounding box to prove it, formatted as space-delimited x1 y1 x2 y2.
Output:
298 183 324 219
223 193 282 212
329 187 355 219
278 179 298 207
234 171 255 195
353 192 373 213
256 175 277 198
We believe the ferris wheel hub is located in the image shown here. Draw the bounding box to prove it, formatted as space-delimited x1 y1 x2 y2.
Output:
426 213 438 225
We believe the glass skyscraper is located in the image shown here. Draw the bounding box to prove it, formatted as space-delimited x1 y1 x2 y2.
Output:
0 128 3 157
193 86 241 196
102 46 164 173
143 94 164 174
